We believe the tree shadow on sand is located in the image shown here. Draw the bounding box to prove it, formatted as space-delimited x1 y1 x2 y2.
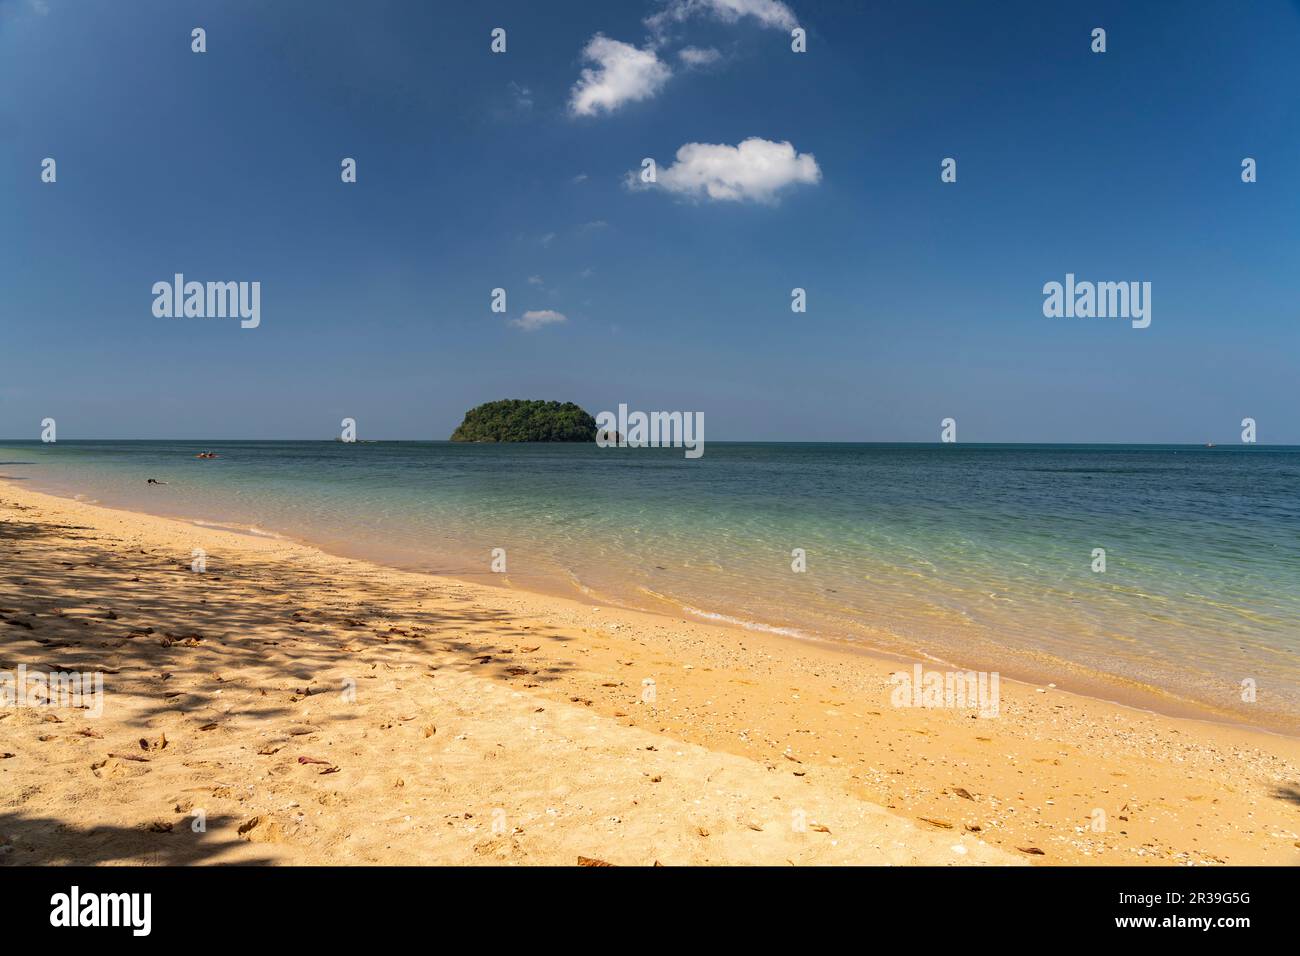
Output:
0 811 274 865
1 494 580 863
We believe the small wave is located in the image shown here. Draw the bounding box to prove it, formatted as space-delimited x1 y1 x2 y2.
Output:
635 585 812 639
679 604 809 640
563 569 602 601
191 519 285 540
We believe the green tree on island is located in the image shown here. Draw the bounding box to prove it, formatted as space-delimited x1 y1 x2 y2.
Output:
450 400 598 442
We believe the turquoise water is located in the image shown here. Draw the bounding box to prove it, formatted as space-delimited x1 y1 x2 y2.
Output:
2 440 1297 731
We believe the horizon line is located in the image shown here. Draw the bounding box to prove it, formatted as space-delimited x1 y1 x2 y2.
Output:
1 438 1294 448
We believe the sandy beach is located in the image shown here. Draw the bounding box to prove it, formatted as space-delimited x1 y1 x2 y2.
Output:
2 480 1298 866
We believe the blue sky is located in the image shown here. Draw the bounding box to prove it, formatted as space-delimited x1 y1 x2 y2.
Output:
2 0 1297 441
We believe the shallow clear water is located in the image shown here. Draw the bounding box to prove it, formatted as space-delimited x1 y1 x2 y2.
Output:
3 440 1297 731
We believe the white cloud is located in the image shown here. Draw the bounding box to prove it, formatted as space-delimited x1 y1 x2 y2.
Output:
635 137 820 203
527 275 544 285
569 35 672 117
508 81 533 111
511 310 567 331
678 46 723 67
647 0 798 34
539 232 556 247
572 172 589 183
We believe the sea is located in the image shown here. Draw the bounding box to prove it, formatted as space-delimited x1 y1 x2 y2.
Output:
2 440 1297 733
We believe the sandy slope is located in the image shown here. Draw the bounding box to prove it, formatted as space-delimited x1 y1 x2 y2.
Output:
1 482 1297 865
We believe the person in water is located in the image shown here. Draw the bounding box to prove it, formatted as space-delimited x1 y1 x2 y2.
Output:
146 478 166 484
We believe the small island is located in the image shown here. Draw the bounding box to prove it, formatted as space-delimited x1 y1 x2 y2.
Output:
450 399 598 442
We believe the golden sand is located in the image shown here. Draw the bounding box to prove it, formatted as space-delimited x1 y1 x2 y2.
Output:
2 481 1297 865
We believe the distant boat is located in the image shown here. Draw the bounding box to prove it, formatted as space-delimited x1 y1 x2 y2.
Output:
1205 442 1216 448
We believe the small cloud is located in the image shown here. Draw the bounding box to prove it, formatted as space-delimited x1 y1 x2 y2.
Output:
540 232 557 247
572 173 589 184
528 275 544 285
578 220 608 233
678 46 723 67
510 309 567 331
569 34 672 117
647 0 798 34
508 81 534 111
632 136 820 203
580 267 595 279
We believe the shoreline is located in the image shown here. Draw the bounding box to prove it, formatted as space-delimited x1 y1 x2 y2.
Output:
8 473 1295 740
3 480 1299 865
